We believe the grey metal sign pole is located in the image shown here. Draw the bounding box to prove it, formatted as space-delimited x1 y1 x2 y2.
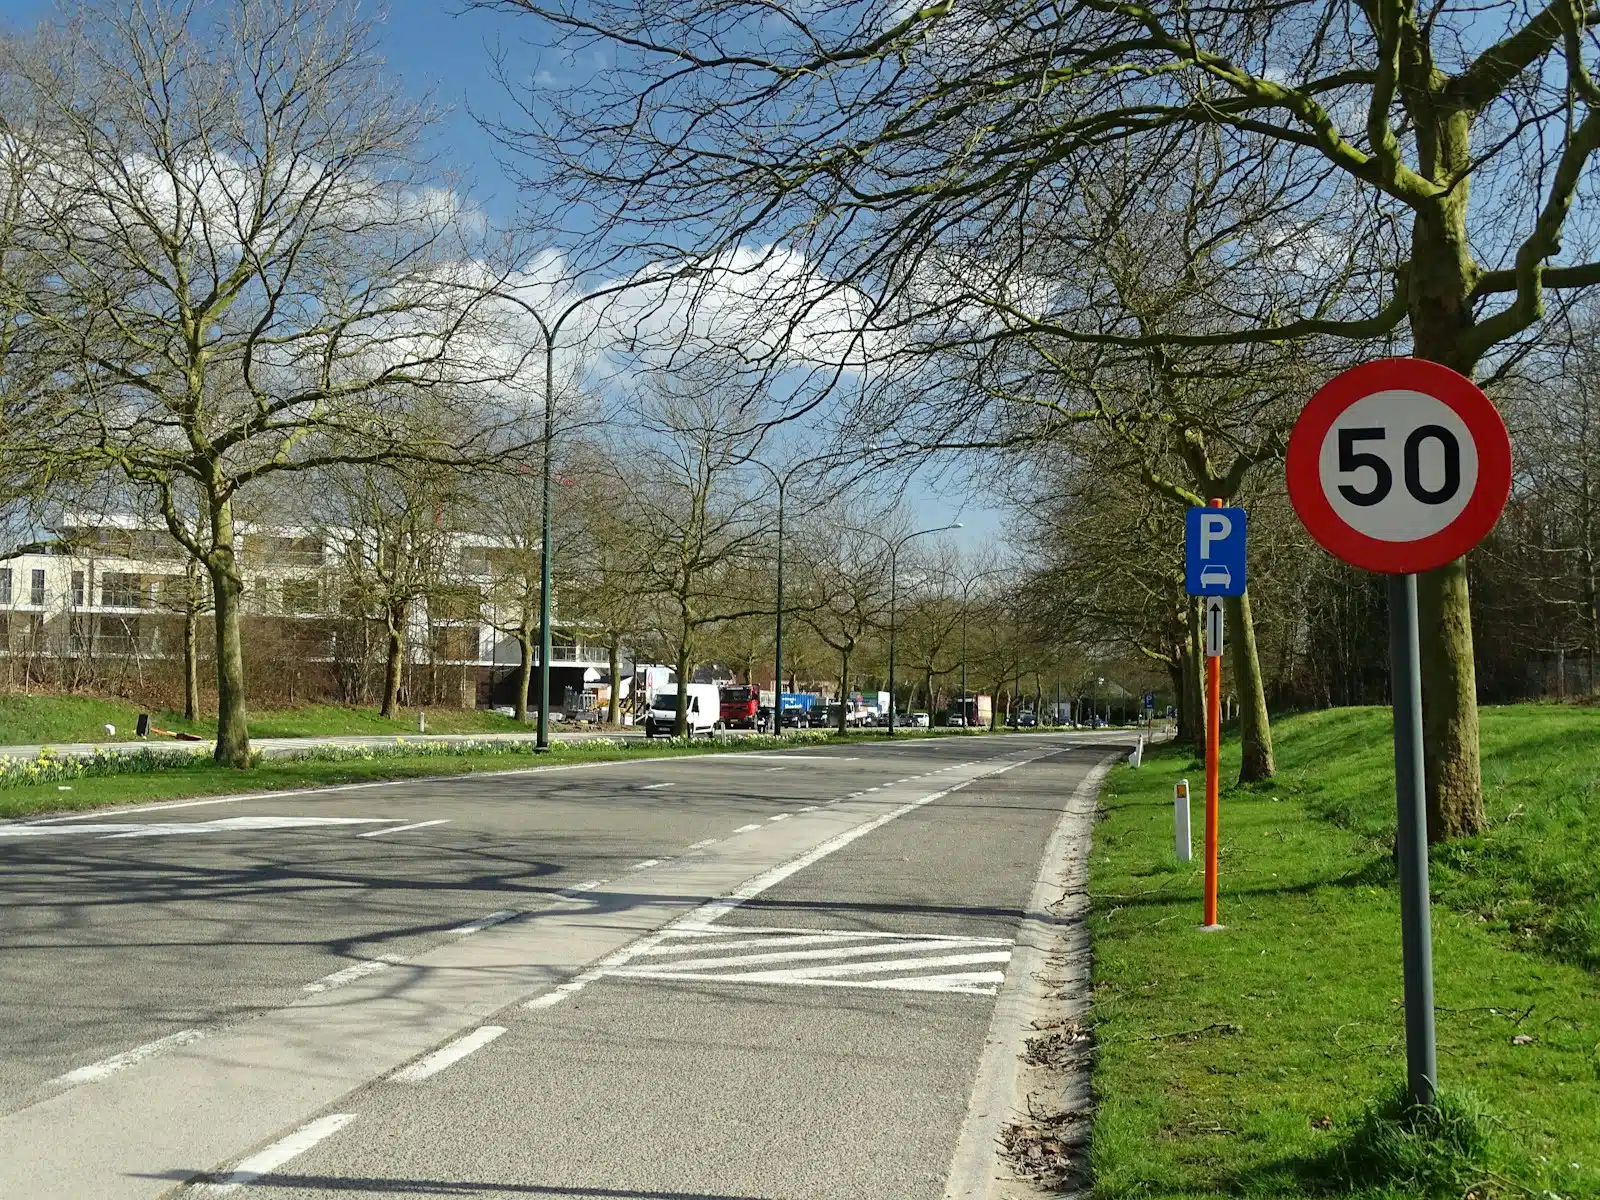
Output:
1386 572 1438 1107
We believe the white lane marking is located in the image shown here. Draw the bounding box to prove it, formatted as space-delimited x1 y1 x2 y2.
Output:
627 859 660 871
764 766 786 772
640 782 672 790
451 909 519 935
622 969 1007 995
358 818 450 838
733 823 762 833
53 1030 205 1087
524 752 1051 1013
687 838 718 850
799 805 818 812
98 816 393 840
635 932 872 956
303 955 405 994
391 1026 506 1083
725 754 858 761
195 1113 356 1194
767 813 790 822
31 795 246 823
626 938 982 973
556 880 605 900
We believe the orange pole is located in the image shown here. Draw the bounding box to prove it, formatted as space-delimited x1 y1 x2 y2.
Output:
1204 650 1221 926
1204 496 1223 928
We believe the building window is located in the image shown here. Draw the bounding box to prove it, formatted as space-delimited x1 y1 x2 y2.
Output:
102 573 142 608
0 568 10 605
282 577 320 614
30 569 45 606
72 571 84 606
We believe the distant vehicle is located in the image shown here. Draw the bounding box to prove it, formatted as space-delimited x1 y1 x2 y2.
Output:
644 683 722 738
809 705 838 729
1199 563 1232 588
719 684 761 729
780 705 808 728
910 711 930 729
946 713 966 727
1018 712 1037 728
756 705 774 733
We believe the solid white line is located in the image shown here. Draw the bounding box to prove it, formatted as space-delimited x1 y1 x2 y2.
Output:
733 823 762 833
451 909 518 935
627 859 661 871
193 1113 356 1194
767 813 790 822
727 754 858 761
54 1030 205 1087
302 955 404 994
358 818 450 838
640 782 672 790
657 924 1014 942
718 950 1012 981
391 1026 506 1082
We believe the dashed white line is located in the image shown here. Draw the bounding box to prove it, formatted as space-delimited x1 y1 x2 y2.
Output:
53 1030 205 1087
303 955 404 994
641 782 672 790
627 859 661 871
358 818 450 838
392 1026 506 1082
764 766 786 772
451 909 519 935
767 813 791 823
799 806 819 812
687 838 719 850
192 1113 355 1194
733 823 763 833
557 880 604 899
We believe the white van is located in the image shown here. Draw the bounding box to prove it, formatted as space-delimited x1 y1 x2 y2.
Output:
644 682 722 738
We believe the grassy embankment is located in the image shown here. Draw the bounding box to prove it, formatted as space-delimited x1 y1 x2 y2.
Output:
0 695 530 744
1089 705 1600 1199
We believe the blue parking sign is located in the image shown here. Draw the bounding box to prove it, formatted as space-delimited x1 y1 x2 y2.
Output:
1186 507 1247 596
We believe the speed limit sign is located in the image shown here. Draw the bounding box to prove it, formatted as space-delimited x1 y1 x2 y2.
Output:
1286 358 1511 573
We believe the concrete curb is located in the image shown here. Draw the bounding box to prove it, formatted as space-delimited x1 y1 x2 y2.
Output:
942 751 1118 1200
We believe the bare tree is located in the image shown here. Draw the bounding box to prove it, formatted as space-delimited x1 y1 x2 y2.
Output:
5 0 528 764
611 375 768 737
480 0 1600 836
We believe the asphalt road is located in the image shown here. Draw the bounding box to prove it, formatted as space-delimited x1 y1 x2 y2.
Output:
0 731 1132 1198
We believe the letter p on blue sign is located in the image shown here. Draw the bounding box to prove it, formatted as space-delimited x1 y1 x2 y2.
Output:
1186 507 1248 596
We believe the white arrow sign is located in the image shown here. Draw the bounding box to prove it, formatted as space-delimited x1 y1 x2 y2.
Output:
1205 596 1225 658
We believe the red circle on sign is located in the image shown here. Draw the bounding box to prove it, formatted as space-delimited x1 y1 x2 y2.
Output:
1286 358 1511 574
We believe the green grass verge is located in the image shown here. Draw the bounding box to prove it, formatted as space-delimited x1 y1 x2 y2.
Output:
0 695 533 744
1090 707 1600 1199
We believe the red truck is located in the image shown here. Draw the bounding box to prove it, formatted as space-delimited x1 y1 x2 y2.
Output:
719 684 761 729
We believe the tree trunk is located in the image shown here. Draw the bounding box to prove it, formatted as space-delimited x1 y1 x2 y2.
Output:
608 641 622 725
838 649 850 734
1226 589 1275 782
206 555 250 769
381 601 405 719
674 640 691 738
515 625 533 722
1407 107 1486 841
1186 598 1206 756
1417 560 1485 840
183 607 200 722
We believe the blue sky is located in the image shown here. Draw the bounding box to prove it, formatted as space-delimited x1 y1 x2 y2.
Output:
0 0 1006 550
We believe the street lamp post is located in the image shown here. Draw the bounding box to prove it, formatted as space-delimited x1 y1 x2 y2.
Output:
491 273 679 751
742 450 856 735
862 522 962 735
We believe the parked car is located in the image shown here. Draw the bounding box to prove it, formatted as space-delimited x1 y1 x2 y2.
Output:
910 711 931 729
946 713 965 727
